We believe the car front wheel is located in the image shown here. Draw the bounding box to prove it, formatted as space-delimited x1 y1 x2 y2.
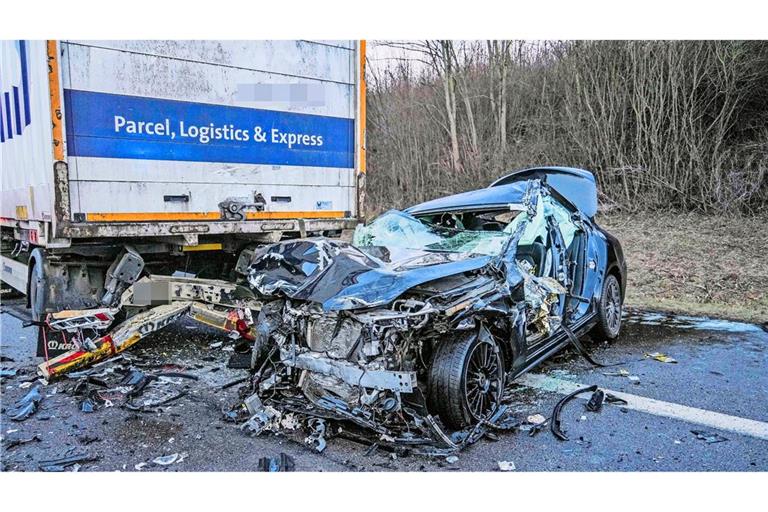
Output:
427 330 504 430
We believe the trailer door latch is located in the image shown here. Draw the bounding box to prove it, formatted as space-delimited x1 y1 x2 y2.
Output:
218 193 267 221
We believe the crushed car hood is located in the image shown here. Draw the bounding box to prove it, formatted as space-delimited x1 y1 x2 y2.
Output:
247 238 493 310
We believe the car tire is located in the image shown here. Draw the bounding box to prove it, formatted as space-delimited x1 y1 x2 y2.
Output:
427 331 504 430
591 273 622 341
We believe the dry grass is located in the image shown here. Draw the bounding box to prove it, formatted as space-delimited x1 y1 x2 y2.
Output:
599 212 768 324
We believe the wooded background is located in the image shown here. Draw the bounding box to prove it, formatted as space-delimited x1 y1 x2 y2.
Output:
365 41 768 216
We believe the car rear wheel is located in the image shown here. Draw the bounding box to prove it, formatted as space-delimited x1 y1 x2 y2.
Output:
591 273 622 340
427 331 504 430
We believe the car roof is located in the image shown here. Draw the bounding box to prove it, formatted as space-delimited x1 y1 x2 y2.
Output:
404 181 529 215
490 167 597 217
405 166 598 218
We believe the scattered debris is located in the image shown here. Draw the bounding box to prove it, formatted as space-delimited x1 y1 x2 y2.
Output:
221 376 249 390
497 460 516 471
603 369 630 377
77 434 101 445
519 413 548 437
691 430 728 444
38 452 98 472
445 455 459 464
585 389 605 412
227 352 252 369
551 385 598 441
257 453 295 472
0 368 18 378
125 390 187 412
304 418 328 453
4 434 41 450
80 395 98 413
152 452 188 465
9 385 43 421
645 352 678 364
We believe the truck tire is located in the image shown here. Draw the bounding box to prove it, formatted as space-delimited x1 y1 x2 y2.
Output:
27 249 47 322
591 273 622 341
427 331 504 430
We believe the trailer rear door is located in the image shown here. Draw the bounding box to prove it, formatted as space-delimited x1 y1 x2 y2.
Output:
60 40 360 223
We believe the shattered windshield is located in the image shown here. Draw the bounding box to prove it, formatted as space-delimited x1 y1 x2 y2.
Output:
353 210 517 257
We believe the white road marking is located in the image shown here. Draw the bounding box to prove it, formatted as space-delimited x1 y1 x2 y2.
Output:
516 373 768 441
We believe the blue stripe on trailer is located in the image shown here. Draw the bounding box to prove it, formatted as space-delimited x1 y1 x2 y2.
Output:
0 89 4 142
64 89 355 169
4 92 12 139
13 86 22 135
19 40 31 126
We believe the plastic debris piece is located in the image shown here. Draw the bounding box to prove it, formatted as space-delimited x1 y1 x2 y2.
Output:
585 389 605 412
646 352 678 364
80 396 97 413
10 385 43 421
0 368 18 378
527 414 546 425
153 453 181 465
627 375 641 384
38 452 97 471
445 455 459 464
244 393 264 415
257 452 295 472
304 417 328 453
497 460 516 471
691 430 728 444
603 369 630 377
227 352 252 369
135 462 148 471
4 434 41 450
120 369 147 386
156 371 198 381
551 384 598 441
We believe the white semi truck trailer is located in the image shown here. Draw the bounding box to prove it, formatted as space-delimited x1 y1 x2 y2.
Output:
1 40 366 323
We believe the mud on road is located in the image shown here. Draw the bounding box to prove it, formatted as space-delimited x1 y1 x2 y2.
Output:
1 298 766 472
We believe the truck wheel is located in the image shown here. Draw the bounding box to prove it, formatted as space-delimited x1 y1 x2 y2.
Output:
27 249 47 322
427 331 504 430
591 273 622 341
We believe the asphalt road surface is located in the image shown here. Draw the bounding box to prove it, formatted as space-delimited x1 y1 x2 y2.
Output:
1 297 766 472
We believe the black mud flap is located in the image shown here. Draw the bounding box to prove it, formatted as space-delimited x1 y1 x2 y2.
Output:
35 325 77 358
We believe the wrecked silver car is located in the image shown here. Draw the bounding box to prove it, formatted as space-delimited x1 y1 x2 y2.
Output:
37 167 626 452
